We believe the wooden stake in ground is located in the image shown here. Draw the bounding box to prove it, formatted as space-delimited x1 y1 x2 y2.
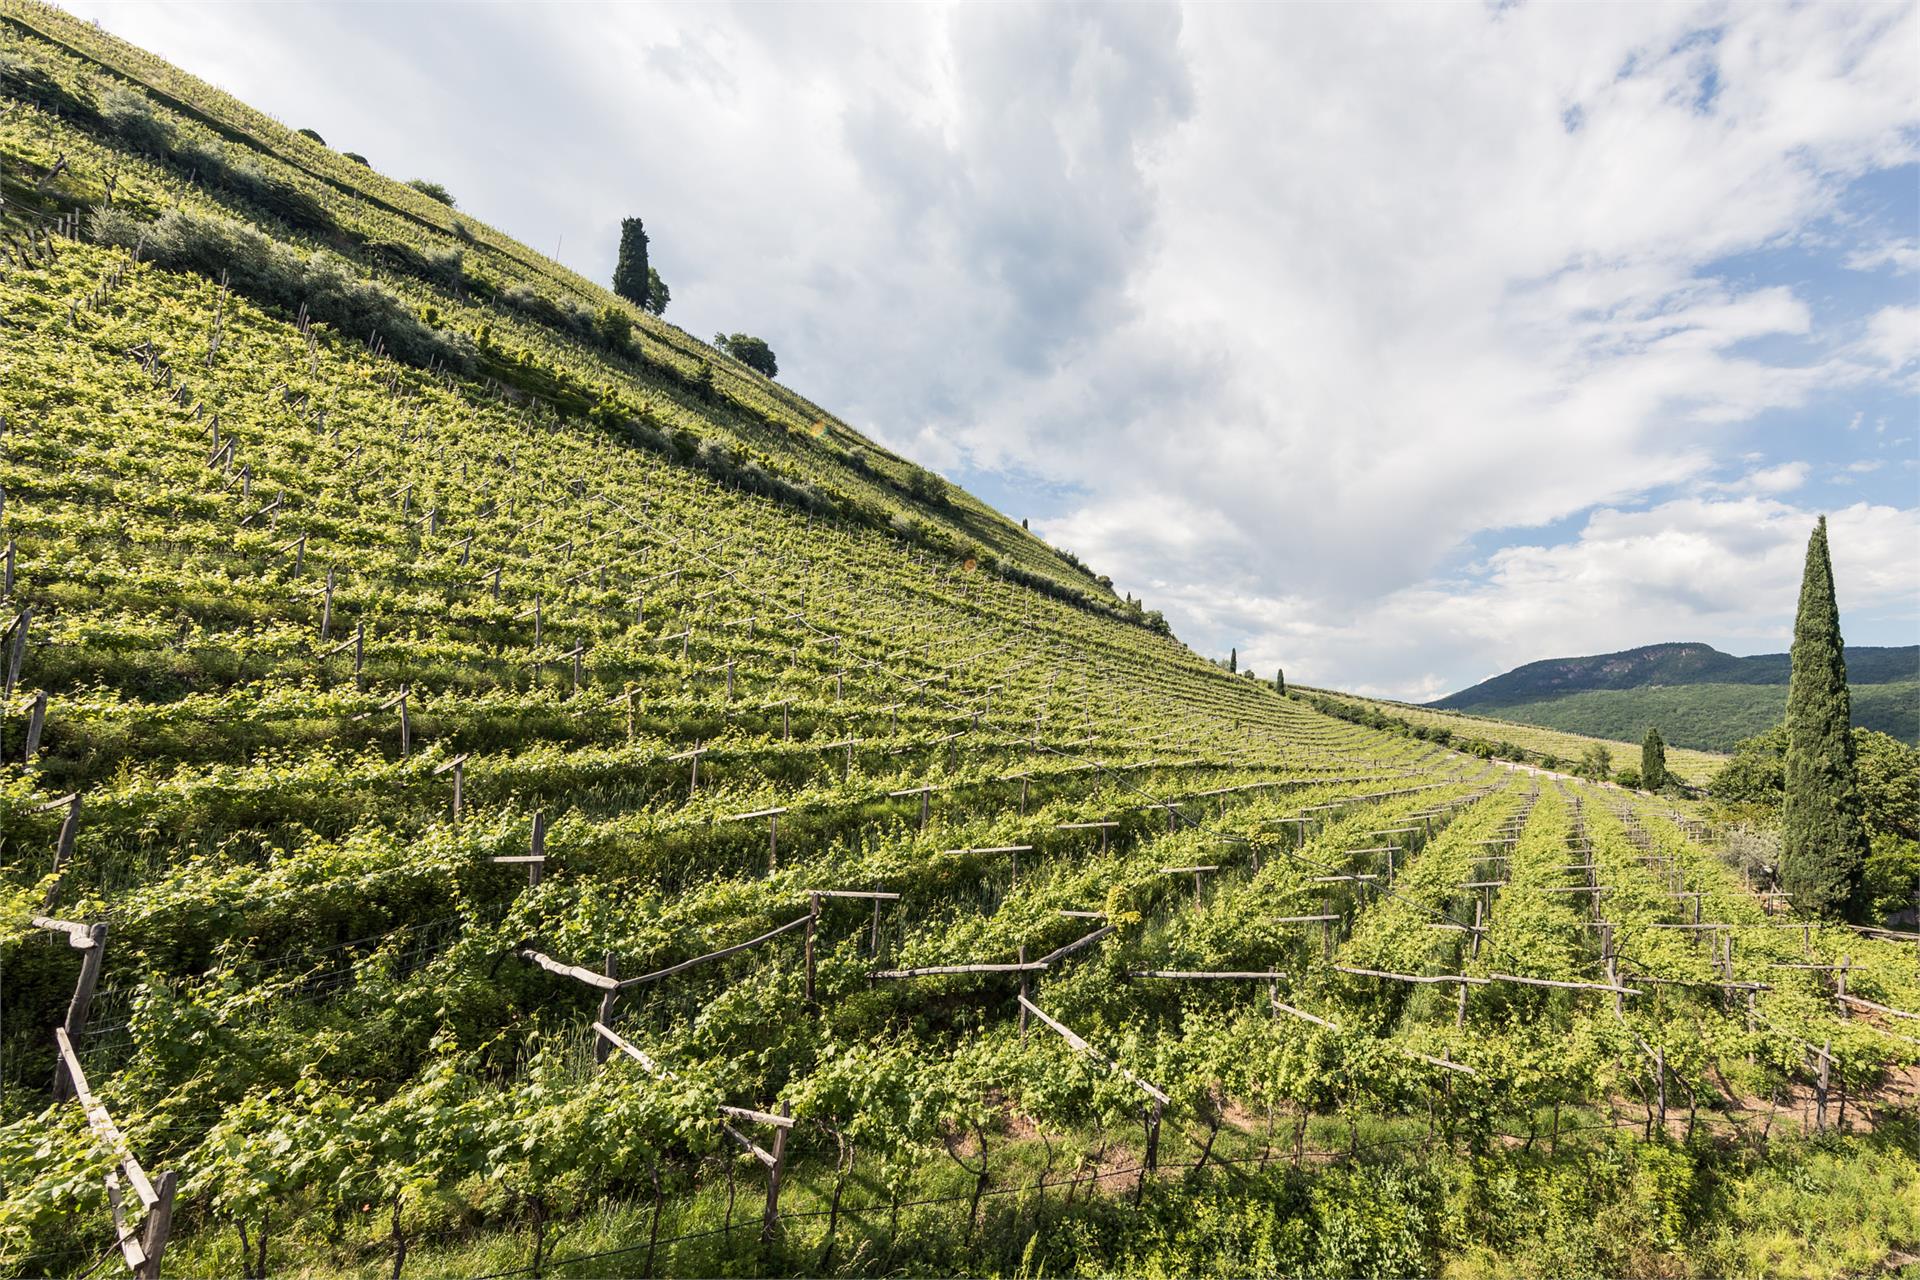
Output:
593 953 621 1064
433 753 469 825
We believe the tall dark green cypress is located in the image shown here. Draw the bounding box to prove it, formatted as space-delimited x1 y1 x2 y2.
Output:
1275 667 1286 695
1228 647 1237 673
1641 728 1667 792
1778 516 1867 918
612 218 650 309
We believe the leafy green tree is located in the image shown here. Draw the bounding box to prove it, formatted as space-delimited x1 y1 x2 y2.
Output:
715 332 778 377
613 217 651 308
1709 724 1787 810
1854 729 1919 842
647 265 670 315
1576 743 1611 780
1641 728 1668 792
406 178 455 206
1615 765 1642 790
1855 729 1920 922
1779 517 1868 918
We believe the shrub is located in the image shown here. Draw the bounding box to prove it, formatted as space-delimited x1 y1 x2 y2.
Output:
593 304 633 351
407 178 456 206
1862 833 1919 922
1722 824 1780 885
1615 766 1642 790
904 464 949 506
296 127 326 144
344 152 371 166
86 204 144 249
98 84 171 155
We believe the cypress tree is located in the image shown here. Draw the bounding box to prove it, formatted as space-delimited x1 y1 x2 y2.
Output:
1641 728 1667 792
1228 647 1237 674
612 218 650 309
1275 667 1286 695
1778 516 1868 919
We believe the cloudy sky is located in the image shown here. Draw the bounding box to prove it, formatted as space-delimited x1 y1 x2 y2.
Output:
65 0 1920 699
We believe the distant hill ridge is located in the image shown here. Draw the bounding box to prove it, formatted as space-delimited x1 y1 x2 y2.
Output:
1431 642 1919 751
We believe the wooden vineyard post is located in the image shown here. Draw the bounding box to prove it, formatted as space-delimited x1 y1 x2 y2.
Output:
1144 1100 1165 1176
890 785 935 832
5 604 31 697
24 688 46 762
804 893 819 1004
761 1103 791 1244
43 792 81 905
593 953 620 1064
529 811 546 887
670 743 707 796
433 753 469 825
1815 1042 1830 1132
320 567 334 641
50 920 108 1101
1018 946 1030 1039
138 1170 177 1280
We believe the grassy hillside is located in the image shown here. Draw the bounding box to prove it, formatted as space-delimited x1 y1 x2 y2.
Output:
1445 679 1919 753
1434 643 1920 750
1300 688 1729 785
1 6 1915 1278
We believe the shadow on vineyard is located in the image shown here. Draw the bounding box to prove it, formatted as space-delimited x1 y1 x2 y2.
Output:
0 4 1915 1279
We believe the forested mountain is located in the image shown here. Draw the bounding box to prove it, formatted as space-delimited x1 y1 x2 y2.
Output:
1434 642 1919 749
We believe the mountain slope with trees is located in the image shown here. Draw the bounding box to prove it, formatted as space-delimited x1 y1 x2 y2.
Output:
1432 642 1918 750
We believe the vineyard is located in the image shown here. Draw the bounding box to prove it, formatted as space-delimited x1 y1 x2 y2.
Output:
1 5 1917 1277
1298 687 1729 787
